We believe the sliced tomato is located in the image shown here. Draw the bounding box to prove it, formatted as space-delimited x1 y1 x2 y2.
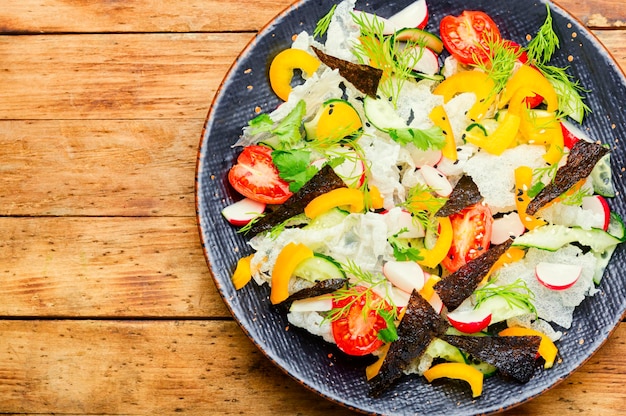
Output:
331 286 391 356
227 145 292 204
442 203 494 273
440 11 501 65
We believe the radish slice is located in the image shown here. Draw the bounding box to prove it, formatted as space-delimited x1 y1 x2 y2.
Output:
330 146 366 187
221 198 266 226
447 308 492 333
420 165 453 197
491 212 526 244
405 46 440 75
535 262 582 290
560 119 592 148
428 291 444 314
384 207 425 238
408 146 442 168
383 260 425 293
289 295 333 312
388 0 429 29
582 195 610 231
354 11 397 35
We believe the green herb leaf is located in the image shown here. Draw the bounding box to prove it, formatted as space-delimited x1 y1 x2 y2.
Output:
388 230 423 262
272 149 318 193
526 4 560 65
474 278 537 317
272 100 307 148
313 4 337 38
388 126 446 150
377 309 399 343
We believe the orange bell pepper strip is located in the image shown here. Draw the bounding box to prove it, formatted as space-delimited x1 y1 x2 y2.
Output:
269 48 320 101
304 188 365 219
481 247 526 284
499 327 558 368
464 112 521 155
270 243 314 304
429 105 457 161
365 342 391 380
514 166 547 230
232 254 254 290
500 65 558 113
367 185 385 210
423 362 484 398
433 71 496 121
417 217 453 269
419 274 442 302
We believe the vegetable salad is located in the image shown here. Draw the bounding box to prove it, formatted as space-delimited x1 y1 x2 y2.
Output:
222 0 624 398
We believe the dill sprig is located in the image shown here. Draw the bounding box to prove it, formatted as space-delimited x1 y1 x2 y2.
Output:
313 4 337 39
537 63 591 121
472 31 522 94
474 278 537 317
526 3 560 65
400 183 447 231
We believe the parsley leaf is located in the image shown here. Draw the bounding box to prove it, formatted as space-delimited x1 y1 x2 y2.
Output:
247 100 307 149
272 149 318 193
388 126 446 150
377 309 399 343
388 230 423 262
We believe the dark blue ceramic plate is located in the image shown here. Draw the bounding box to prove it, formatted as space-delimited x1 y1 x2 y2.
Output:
196 0 626 414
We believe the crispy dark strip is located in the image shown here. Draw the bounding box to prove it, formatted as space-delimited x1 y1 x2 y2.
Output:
442 335 542 383
369 290 449 397
526 140 610 215
312 46 383 98
435 175 483 217
434 239 514 312
282 278 346 306
247 164 346 235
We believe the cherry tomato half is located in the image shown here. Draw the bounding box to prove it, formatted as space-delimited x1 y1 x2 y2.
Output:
331 286 391 356
227 145 292 204
442 203 494 273
440 11 501 65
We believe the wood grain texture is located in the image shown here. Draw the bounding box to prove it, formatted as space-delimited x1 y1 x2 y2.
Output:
0 320 623 415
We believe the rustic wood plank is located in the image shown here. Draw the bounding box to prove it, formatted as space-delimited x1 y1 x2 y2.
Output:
0 33 252 120
0 119 201 216
0 319 623 414
0 0 623 33
0 217 230 318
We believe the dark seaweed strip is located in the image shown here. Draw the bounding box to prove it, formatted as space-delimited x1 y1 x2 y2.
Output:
442 335 542 383
281 278 346 307
526 140 610 215
247 164 346 235
312 46 383 98
369 290 449 397
435 175 483 217
434 239 513 312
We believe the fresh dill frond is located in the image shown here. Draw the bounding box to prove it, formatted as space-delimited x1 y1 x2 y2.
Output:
237 213 265 234
401 183 447 219
526 3 560 65
561 185 592 206
474 278 537 317
313 4 337 39
472 31 522 94
537 63 591 122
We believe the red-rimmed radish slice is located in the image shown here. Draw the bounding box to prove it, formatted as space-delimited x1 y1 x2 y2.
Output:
354 11 397 35
491 212 525 244
382 260 425 293
408 147 442 168
447 308 492 333
535 262 582 290
420 165 452 197
428 291 444 314
383 208 425 238
582 195 610 231
405 45 440 76
289 295 333 312
561 119 592 149
221 198 266 226
388 0 429 29
330 147 366 187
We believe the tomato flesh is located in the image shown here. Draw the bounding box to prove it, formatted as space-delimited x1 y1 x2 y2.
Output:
227 145 292 204
442 203 494 272
440 11 501 65
331 286 390 356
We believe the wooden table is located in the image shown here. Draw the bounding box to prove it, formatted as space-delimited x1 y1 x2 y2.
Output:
1 0 624 414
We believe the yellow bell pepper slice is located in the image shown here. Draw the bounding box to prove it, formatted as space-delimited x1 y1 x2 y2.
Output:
367 185 385 210
304 188 365 219
514 166 547 230
270 242 314 304
498 327 558 368
314 100 362 144
423 362 484 398
366 342 391 380
464 112 521 155
232 254 254 290
433 71 496 121
419 274 441 301
417 217 453 269
500 65 558 113
269 48 320 101
429 105 457 161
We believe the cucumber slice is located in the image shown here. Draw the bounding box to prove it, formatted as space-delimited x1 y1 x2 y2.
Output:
607 212 626 240
594 213 626 285
591 153 615 197
466 358 498 377
512 224 622 253
362 95 408 132
394 27 444 54
425 338 466 363
305 207 349 230
293 253 346 282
